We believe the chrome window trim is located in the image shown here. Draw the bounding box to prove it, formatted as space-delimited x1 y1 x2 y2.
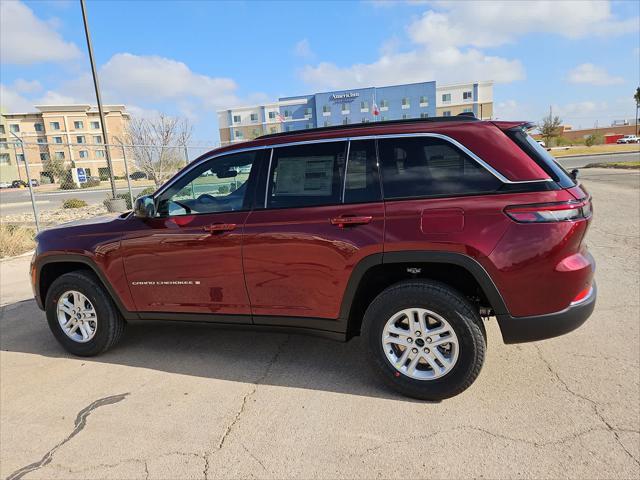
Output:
155 132 551 199
341 140 351 203
264 148 273 208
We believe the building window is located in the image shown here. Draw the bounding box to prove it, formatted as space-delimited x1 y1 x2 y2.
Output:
304 108 312 119
250 113 258 122
463 107 473 113
37 137 46 144
402 114 410 120
419 96 429 106
270 127 277 134
323 120 331 127
284 110 292 119
76 136 85 144
442 111 452 117
79 150 88 158
96 150 105 158
74 121 84 129
401 98 410 109
305 123 313 129
360 101 369 112
233 115 241 123
420 113 429 119
380 116 386 122
0 154 9 165
40 153 49 161
342 117 350 125
90 121 100 129
463 91 473 100
268 111 276 120
322 105 331 113
50 122 60 130
234 130 243 139
93 135 102 144
341 104 349 114
54 151 65 160
380 100 388 108
361 117 370 124
34 123 44 132
0 139 7 150
442 93 451 103
0 125 4 134
10 124 20 133
16 154 25 162
252 128 261 137
53 136 63 144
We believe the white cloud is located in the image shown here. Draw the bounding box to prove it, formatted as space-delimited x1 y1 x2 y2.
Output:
566 63 624 86
12 79 43 94
0 84 34 112
408 1 639 48
301 47 523 90
0 1 81 64
293 39 314 59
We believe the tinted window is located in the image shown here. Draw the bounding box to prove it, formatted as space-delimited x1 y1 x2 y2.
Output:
506 127 575 188
267 142 346 209
157 151 258 216
344 140 381 203
378 137 501 199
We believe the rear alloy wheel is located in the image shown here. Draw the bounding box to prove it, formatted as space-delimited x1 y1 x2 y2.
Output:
363 280 486 400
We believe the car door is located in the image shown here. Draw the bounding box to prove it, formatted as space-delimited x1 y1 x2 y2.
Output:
121 149 264 317
243 139 384 329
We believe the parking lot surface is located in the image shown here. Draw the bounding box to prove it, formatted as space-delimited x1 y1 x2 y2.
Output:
1 168 638 479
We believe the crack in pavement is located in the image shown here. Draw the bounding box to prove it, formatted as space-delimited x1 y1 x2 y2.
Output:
534 345 640 466
203 335 290 478
5 393 130 480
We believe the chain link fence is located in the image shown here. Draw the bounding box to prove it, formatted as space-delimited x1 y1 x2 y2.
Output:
0 139 218 232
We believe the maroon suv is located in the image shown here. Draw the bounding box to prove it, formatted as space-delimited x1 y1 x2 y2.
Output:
31 116 596 400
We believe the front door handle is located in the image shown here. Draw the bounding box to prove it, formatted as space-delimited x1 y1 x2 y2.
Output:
330 215 373 228
203 223 237 233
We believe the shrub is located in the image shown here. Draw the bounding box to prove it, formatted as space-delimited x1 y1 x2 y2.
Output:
80 178 101 188
135 186 156 200
218 185 229 194
103 187 156 210
555 136 574 147
63 198 88 209
0 224 36 258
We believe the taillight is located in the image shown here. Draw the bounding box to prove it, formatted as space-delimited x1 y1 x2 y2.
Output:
571 285 593 305
505 199 592 223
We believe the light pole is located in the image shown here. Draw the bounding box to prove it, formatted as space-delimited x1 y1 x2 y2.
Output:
9 131 40 232
80 0 117 200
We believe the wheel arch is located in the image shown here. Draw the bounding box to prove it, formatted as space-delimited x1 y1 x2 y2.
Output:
340 251 508 339
36 255 135 320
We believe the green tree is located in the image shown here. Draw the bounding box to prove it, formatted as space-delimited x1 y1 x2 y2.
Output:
538 113 563 147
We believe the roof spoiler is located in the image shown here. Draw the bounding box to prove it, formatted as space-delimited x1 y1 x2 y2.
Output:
492 121 536 131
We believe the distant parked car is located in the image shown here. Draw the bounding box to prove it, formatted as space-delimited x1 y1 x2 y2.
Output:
616 135 639 144
0 181 11 189
129 171 148 180
29 179 40 187
11 180 26 188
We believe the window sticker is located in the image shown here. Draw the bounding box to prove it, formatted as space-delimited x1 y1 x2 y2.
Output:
274 156 334 196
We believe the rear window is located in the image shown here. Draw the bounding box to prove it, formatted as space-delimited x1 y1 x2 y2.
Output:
378 137 502 199
506 127 575 188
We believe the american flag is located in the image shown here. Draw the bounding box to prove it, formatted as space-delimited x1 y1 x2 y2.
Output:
276 113 286 123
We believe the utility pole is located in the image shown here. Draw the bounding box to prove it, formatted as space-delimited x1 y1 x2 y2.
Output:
80 0 117 199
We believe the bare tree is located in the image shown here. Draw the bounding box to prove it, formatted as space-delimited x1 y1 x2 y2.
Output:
124 114 193 186
538 112 562 147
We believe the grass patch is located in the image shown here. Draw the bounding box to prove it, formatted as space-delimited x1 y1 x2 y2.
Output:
584 161 640 169
552 144 639 158
0 224 35 258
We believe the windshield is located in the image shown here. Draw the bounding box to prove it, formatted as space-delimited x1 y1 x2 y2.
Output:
506 127 576 188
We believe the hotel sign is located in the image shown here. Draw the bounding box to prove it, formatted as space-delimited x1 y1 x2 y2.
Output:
330 92 360 102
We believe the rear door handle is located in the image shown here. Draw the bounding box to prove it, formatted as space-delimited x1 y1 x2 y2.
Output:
203 223 237 233
330 215 373 228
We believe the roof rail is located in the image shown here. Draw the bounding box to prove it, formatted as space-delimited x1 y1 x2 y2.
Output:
256 114 480 140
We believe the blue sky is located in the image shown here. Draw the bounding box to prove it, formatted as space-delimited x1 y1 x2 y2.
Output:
1 0 639 144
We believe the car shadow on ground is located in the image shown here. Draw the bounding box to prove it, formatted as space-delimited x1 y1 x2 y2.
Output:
1 299 429 403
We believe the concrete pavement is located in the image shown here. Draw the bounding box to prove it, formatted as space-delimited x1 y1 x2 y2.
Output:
1 168 638 479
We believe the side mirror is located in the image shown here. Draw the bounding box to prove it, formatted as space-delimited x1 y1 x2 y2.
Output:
134 195 156 218
570 169 579 181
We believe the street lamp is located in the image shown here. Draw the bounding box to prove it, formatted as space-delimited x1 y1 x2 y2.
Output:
79 0 117 200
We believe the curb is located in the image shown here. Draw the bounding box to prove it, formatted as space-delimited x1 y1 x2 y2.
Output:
1 250 35 262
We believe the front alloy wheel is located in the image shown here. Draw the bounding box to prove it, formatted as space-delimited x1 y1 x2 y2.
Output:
57 290 98 343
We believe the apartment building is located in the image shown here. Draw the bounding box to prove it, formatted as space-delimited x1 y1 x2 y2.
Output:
217 80 493 145
0 104 129 183
436 81 493 119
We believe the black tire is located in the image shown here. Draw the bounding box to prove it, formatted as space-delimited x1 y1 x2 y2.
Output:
45 270 126 356
362 280 486 401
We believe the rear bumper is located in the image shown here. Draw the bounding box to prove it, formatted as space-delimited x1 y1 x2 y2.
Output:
496 282 596 344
